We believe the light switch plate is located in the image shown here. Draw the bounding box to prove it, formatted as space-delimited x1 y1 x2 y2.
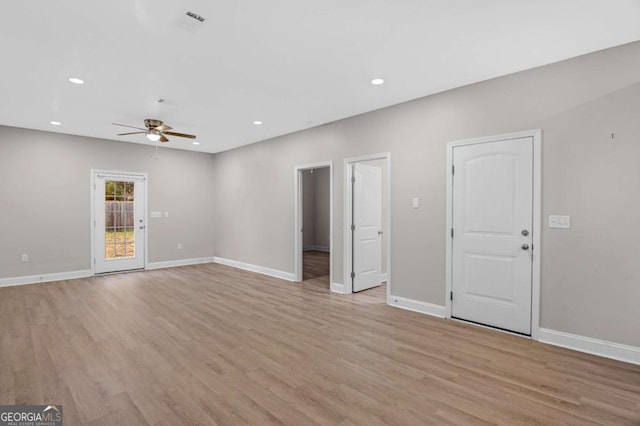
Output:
150 211 162 218
412 197 419 209
549 215 571 229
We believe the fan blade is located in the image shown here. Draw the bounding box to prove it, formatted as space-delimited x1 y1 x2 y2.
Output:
112 123 147 131
117 131 146 136
160 135 169 143
155 124 172 132
164 131 196 139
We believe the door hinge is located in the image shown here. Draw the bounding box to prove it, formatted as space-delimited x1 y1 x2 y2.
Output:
350 271 355 280
450 291 453 301
451 228 454 238
452 165 455 175
351 224 355 231
351 176 355 183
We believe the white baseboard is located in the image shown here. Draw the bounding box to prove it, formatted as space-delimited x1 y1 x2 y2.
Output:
0 270 92 288
388 295 446 318
538 328 640 366
213 257 294 281
330 282 347 294
147 257 215 270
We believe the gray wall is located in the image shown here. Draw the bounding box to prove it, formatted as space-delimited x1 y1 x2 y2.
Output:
313 167 330 249
302 167 330 250
212 41 640 347
0 126 215 278
302 169 316 248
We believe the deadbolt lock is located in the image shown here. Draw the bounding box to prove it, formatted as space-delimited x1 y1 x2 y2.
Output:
521 229 529 236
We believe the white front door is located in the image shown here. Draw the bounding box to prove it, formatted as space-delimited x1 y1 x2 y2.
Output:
352 163 382 292
451 137 533 334
93 172 146 274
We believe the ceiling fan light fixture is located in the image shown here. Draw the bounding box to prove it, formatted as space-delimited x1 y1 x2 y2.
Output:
114 120 195 143
146 131 161 142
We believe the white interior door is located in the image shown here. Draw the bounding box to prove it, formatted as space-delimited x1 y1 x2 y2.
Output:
451 137 533 334
352 163 382 292
94 172 146 274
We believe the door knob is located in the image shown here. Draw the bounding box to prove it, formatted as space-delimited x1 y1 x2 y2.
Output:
378 230 383 235
521 244 529 250
521 229 529 236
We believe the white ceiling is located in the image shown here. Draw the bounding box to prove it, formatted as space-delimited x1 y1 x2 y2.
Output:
2 1 640 154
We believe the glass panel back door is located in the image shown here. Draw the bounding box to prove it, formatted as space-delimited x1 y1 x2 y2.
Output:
94 172 145 274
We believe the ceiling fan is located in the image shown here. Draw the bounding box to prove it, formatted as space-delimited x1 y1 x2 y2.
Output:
113 119 196 142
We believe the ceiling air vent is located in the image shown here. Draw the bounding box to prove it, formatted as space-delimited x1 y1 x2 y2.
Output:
174 11 206 33
186 11 205 23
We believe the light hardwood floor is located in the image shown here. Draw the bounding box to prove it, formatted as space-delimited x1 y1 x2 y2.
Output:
302 250 330 283
1 263 639 425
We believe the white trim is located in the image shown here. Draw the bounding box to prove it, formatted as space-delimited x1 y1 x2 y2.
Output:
330 282 346 294
445 130 542 338
0 270 92 288
147 257 215 270
538 328 640 366
531 132 542 340
388 295 446 318
213 257 295 281
381 273 387 283
90 169 149 275
294 162 333 284
343 153 392 299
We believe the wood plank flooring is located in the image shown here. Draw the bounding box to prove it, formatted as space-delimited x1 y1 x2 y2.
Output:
1 263 639 425
302 250 330 282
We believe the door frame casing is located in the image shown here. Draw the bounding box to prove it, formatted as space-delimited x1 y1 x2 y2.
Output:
343 153 391 299
445 130 541 340
90 169 149 275
293 161 333 284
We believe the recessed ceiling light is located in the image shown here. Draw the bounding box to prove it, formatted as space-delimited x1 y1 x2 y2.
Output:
68 77 84 85
371 78 385 85
253 120 263 125
50 121 61 125
192 141 200 145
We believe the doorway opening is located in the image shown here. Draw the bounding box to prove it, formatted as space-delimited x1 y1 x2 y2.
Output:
343 153 391 301
91 170 148 274
294 162 333 290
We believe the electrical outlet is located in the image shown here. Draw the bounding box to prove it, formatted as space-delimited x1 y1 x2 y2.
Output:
21 254 28 262
549 215 571 229
177 243 182 250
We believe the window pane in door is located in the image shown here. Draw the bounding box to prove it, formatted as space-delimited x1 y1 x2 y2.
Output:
104 180 135 259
